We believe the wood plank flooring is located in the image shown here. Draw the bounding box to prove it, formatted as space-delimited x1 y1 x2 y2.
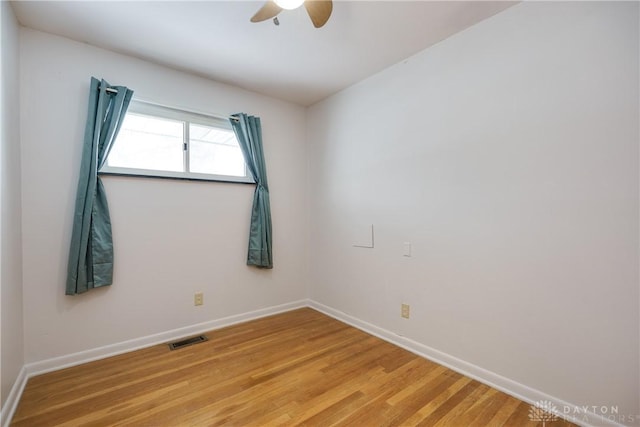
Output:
12 308 575 426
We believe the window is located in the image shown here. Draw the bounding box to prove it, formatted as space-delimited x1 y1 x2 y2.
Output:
100 101 253 183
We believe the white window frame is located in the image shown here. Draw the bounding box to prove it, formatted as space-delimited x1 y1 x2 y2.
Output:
100 100 254 184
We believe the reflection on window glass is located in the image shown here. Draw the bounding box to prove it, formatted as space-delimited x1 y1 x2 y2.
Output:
108 114 184 172
189 123 245 177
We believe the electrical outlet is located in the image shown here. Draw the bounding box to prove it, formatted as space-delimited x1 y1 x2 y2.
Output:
401 303 410 319
194 292 204 306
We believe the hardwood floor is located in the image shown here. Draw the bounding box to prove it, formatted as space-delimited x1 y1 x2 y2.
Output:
12 308 575 426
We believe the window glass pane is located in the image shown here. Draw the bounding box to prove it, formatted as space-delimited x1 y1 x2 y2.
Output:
189 123 246 177
101 101 252 183
108 113 184 172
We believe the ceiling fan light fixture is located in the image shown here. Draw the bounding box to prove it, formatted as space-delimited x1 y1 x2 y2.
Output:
274 0 304 10
250 0 332 28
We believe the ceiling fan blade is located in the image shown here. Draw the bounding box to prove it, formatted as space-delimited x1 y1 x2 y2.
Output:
304 0 333 28
250 1 283 23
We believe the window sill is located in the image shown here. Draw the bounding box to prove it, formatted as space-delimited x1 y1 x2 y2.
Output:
98 170 255 185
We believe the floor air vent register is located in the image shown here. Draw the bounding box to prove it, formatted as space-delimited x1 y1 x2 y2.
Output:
168 335 208 350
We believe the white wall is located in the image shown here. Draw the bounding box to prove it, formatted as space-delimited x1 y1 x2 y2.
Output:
11 2 640 424
1 0 24 409
19 28 308 363
308 1 639 422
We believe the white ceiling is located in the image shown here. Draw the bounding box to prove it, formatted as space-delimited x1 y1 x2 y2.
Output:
11 1 515 106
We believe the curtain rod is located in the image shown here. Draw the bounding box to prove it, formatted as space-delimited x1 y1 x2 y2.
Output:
99 86 240 121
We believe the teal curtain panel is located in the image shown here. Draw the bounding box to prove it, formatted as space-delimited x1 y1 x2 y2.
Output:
66 77 134 295
230 113 273 269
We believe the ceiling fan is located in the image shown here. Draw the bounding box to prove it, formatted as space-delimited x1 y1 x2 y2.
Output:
250 0 333 28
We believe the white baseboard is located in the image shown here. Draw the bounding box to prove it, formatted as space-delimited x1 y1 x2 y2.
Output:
26 299 308 377
1 299 307 426
4 299 629 427
1 366 27 427
308 300 628 427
